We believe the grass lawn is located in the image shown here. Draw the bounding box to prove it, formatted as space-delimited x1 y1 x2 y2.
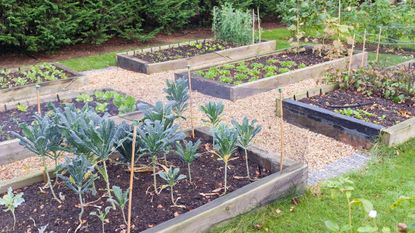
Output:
60 52 117 72
262 28 291 50
211 139 415 233
367 52 414 67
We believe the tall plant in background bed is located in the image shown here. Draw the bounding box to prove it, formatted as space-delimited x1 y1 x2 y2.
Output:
164 79 189 119
232 117 262 179
13 115 63 203
212 3 253 45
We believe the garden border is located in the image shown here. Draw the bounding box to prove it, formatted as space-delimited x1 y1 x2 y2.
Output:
0 63 85 104
116 39 277 74
174 50 368 101
276 84 415 148
0 89 145 166
0 127 307 233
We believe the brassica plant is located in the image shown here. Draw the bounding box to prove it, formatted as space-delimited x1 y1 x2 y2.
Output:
90 206 111 233
108 185 129 224
138 119 184 192
0 187 25 230
159 167 186 205
200 102 224 127
213 124 237 194
164 79 189 119
232 117 262 179
138 101 177 129
175 140 201 183
13 115 64 203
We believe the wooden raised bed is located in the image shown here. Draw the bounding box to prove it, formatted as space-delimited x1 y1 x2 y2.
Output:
0 89 145 166
276 84 415 149
0 63 85 104
117 40 277 74
174 50 368 101
1 127 307 233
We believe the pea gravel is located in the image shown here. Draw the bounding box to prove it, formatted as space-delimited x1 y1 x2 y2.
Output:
0 68 357 183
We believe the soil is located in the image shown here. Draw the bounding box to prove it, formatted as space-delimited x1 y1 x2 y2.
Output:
0 93 132 142
134 40 235 63
197 48 329 85
0 65 74 89
301 89 415 127
0 137 272 232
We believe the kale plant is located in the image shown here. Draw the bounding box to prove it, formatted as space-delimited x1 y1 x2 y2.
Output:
108 185 129 224
138 101 177 129
200 102 224 127
159 167 186 205
90 206 111 233
138 119 184 192
164 79 189 119
213 124 238 194
0 187 25 230
232 117 262 179
116 124 140 164
175 140 201 183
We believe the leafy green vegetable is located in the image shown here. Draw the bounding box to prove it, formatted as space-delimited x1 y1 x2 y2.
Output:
0 187 25 230
16 103 28 112
76 93 93 103
159 166 187 205
108 186 129 224
175 140 201 182
164 79 189 119
200 102 224 127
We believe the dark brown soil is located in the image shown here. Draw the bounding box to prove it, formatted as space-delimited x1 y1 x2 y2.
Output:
0 137 272 232
0 65 75 89
197 48 329 85
0 93 135 142
134 40 234 63
301 89 415 127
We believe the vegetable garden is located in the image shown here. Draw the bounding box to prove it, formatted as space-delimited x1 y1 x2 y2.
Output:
1 1 415 233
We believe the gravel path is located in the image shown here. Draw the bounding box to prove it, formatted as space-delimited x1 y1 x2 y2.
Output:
0 68 357 182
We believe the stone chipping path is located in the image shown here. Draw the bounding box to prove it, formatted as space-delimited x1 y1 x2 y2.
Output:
307 153 370 185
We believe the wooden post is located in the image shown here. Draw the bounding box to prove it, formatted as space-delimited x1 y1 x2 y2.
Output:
187 65 195 139
376 26 382 63
36 85 41 116
278 89 285 173
252 9 255 44
361 29 367 67
347 34 356 76
257 7 261 42
127 126 137 233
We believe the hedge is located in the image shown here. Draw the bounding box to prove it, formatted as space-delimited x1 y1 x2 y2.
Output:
0 0 281 53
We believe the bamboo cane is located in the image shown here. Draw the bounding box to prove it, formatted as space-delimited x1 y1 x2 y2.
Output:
348 34 356 76
36 85 41 116
361 29 367 67
278 89 285 173
187 65 195 139
252 9 255 44
376 26 382 63
257 7 261 42
127 126 137 233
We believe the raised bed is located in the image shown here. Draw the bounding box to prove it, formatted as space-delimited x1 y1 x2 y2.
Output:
175 48 368 101
277 84 415 149
117 39 277 74
0 127 307 233
0 63 84 104
0 89 145 166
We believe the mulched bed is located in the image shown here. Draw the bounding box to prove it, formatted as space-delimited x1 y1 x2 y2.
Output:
134 40 234 63
196 48 329 85
0 137 272 232
301 89 415 127
0 96 126 142
0 64 74 89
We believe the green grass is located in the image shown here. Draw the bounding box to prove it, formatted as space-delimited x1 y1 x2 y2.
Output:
211 139 415 233
59 52 118 72
262 28 292 50
367 52 413 67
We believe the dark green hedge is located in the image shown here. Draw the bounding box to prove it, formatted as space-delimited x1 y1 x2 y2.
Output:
0 0 281 52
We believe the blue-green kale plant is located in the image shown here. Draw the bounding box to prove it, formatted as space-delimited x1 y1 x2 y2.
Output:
159 166 187 205
164 79 189 119
175 140 201 183
0 187 25 230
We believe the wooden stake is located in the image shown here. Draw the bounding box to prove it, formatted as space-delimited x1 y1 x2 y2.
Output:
257 7 261 42
347 34 356 76
36 85 41 116
361 29 367 67
376 26 382 63
278 89 285 173
127 126 138 233
252 9 255 44
187 65 195 139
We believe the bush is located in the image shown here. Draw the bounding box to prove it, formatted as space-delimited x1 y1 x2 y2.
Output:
212 3 253 45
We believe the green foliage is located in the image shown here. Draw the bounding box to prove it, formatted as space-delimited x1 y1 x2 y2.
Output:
16 103 28 112
212 3 253 45
90 206 111 233
1 64 67 88
139 101 177 129
116 124 140 164
0 187 24 230
176 139 201 182
159 166 186 205
335 108 374 121
200 102 224 127
95 103 108 113
108 185 129 224
213 123 238 194
164 79 189 119
76 93 93 103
